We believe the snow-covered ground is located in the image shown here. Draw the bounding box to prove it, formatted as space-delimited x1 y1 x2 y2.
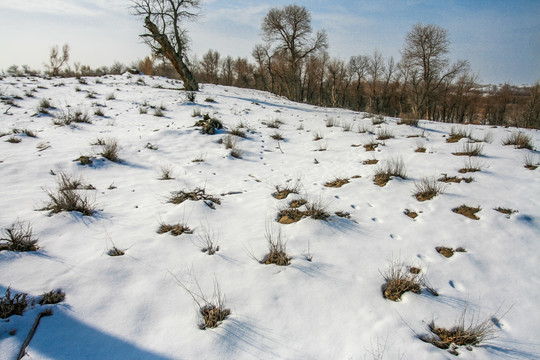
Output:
1 74 539 360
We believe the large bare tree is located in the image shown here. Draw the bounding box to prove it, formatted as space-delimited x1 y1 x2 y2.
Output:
402 23 468 119
260 5 328 101
131 0 199 91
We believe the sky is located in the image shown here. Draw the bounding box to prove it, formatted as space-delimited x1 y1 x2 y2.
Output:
0 0 538 85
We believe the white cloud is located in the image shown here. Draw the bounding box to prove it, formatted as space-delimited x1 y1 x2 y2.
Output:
0 0 128 17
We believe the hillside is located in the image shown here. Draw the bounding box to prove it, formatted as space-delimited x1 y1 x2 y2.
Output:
1 74 539 359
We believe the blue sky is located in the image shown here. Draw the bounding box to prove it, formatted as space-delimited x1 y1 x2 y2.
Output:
0 0 538 85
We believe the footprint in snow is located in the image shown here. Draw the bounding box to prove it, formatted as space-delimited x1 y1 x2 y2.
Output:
390 234 401 240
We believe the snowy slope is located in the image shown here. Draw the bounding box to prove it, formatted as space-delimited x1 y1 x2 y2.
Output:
1 74 539 360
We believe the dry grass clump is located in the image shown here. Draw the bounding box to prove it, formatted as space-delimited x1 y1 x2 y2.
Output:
270 131 284 141
0 287 28 319
37 98 55 114
158 222 192 236
153 107 164 117
312 131 324 141
108 246 125 256
413 177 446 201
272 183 300 199
438 174 474 184
381 259 422 301
261 226 290 266
305 200 331 220
168 187 221 207
221 134 237 149
159 164 174 180
229 127 246 138
372 115 385 125
404 209 418 219
494 207 518 217
73 155 93 166
458 157 483 173
277 208 305 224
195 223 219 255
446 126 472 143
265 119 283 129
376 128 394 140
324 177 350 188
93 108 105 117
452 205 481 220
363 158 379 165
453 142 484 156
502 131 533 149
374 156 407 187
54 108 91 126
288 198 307 208
171 274 230 330
419 308 498 355
229 145 244 159
42 173 96 216
325 117 336 127
364 140 380 151
523 154 538 170
5 136 21 143
0 220 39 252
99 137 120 162
38 289 65 305
415 139 426 153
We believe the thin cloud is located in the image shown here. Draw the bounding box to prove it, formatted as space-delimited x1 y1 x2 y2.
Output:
0 0 127 17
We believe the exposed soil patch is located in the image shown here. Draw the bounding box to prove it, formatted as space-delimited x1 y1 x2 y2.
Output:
324 178 350 188
438 175 473 183
436 246 455 258
168 188 221 206
404 209 418 219
363 159 378 165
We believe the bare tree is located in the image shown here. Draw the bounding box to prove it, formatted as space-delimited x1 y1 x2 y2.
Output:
402 23 469 119
260 5 328 101
46 44 70 76
200 49 220 83
131 0 199 91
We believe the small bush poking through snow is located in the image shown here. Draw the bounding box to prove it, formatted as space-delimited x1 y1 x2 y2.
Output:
523 154 538 170
453 142 484 157
100 137 120 162
41 173 96 216
376 127 394 140
262 225 291 266
158 222 192 236
159 164 174 180
373 156 407 187
0 220 39 252
502 131 533 150
446 126 473 143
0 287 28 319
272 183 300 199
195 114 223 134
381 259 421 301
38 289 66 305
413 177 446 201
195 223 219 255
419 307 499 355
168 188 221 207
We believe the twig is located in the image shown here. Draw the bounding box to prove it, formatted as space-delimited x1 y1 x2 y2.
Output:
17 309 53 360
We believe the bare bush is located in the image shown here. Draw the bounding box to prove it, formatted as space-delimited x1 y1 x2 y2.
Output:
0 287 28 319
453 142 484 156
0 220 39 252
502 131 533 149
100 137 120 162
38 289 66 305
413 177 446 201
262 225 290 266
381 258 421 301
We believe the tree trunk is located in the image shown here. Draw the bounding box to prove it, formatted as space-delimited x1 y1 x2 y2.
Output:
144 17 198 91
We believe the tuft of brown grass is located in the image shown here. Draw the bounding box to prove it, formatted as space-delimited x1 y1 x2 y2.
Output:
38 289 65 305
502 131 533 150
435 246 455 258
376 127 394 140
0 220 39 252
373 156 407 187
452 205 481 220
446 126 472 143
419 307 499 355
0 287 28 319
270 131 284 141
261 226 290 266
404 209 418 219
277 208 305 224
381 259 422 301
363 158 378 165
41 173 96 216
168 187 221 207
453 142 484 157
73 155 93 166
364 140 379 151
523 154 538 170
413 177 446 201
324 177 350 188
272 183 300 199
158 222 192 236
288 198 307 208
438 174 474 183
100 137 120 162
494 207 518 217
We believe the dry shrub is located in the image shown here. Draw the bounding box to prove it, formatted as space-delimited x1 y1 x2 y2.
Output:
0 287 28 319
381 259 421 301
447 126 472 143
404 209 418 219
270 131 284 141
398 117 419 126
312 131 324 141
324 177 350 188
0 220 39 252
494 207 518 217
168 187 221 207
376 127 394 140
452 205 481 220
325 117 336 127
229 146 244 159
288 198 307 208
459 157 483 173
277 208 305 224
419 307 499 355
42 174 96 216
73 155 93 166
54 108 91 126
372 115 385 125
262 226 290 266
436 246 455 258
195 222 219 255
523 154 538 170
502 131 533 149
266 119 282 129
158 222 192 236
453 142 484 156
38 289 65 305
230 127 246 138
159 164 174 180
6 136 21 143
413 177 446 201
438 174 473 183
195 114 223 134
170 273 230 330
272 183 300 199
363 158 379 165
100 137 120 162
305 199 331 220
364 140 379 151
374 156 407 187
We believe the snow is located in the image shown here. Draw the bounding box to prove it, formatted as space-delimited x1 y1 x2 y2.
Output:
1 74 539 359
